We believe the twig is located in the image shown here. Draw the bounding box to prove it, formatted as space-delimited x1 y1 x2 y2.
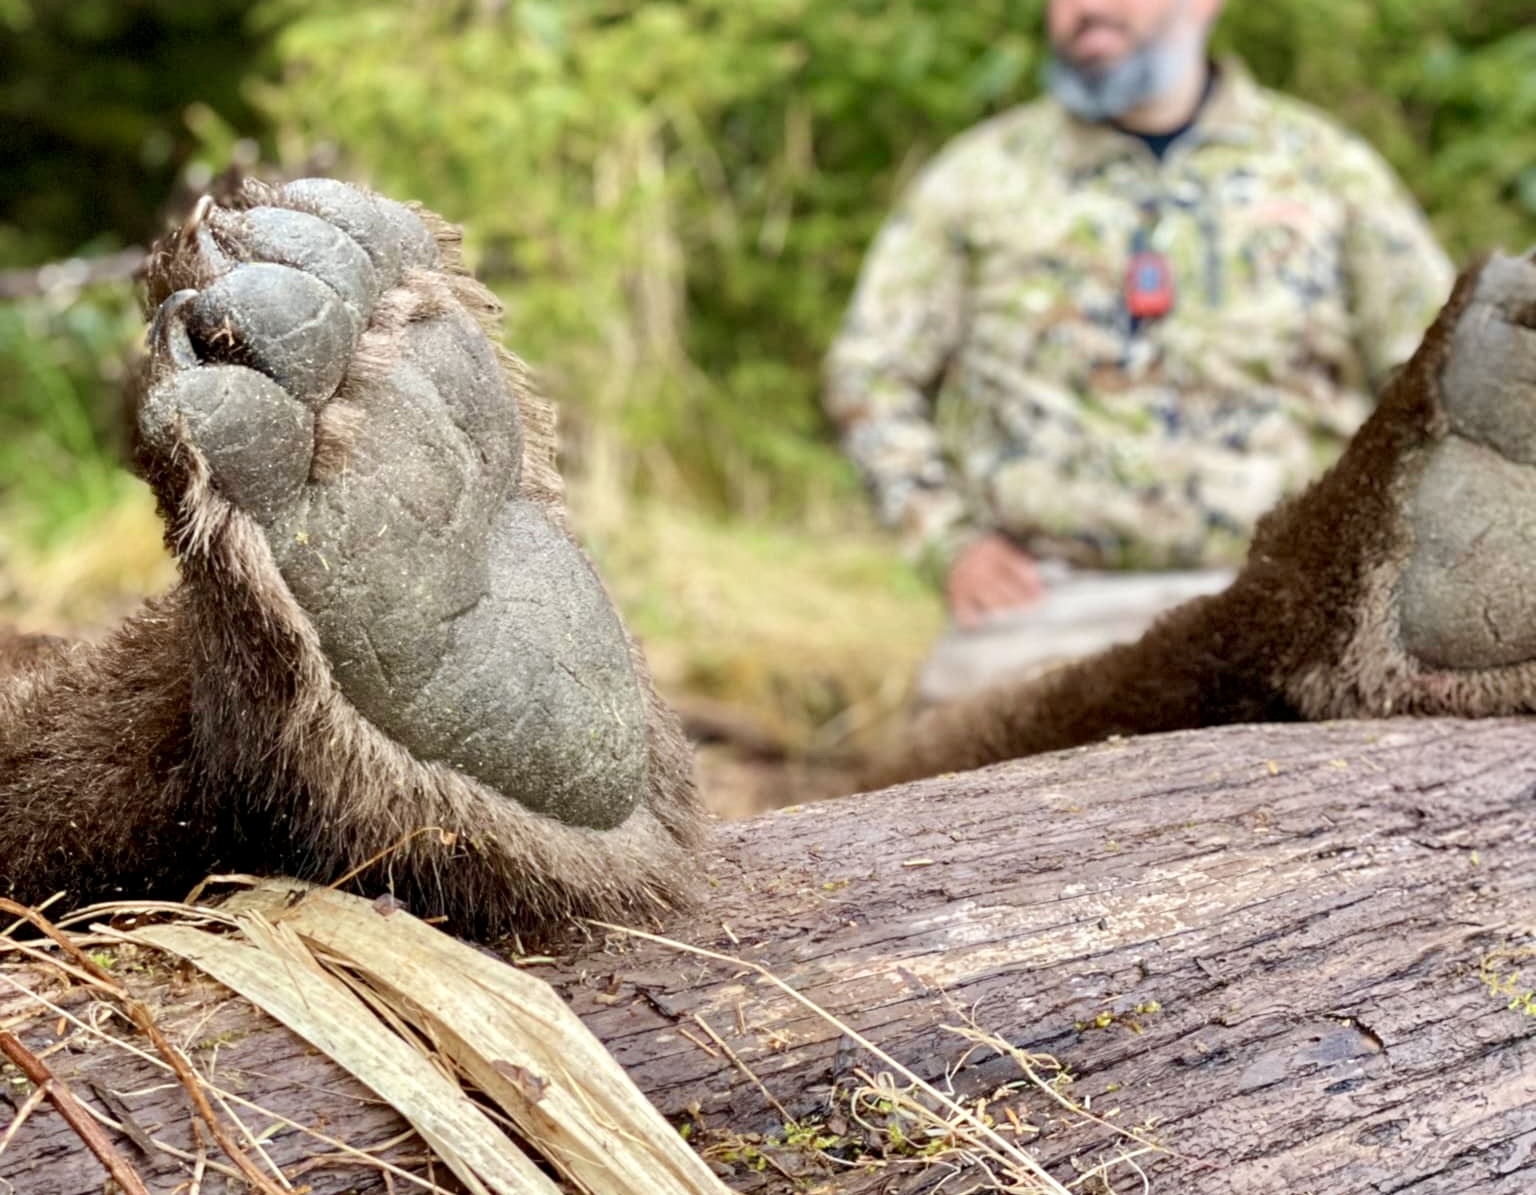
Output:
0 1082 48 1157
55 895 244 931
286 1126 420 1172
0 933 117 997
0 972 456 1194
325 826 456 894
0 247 147 300
209 1082 294 1190
189 1120 209 1195
591 919 1070 1194
944 1023 1169 1158
0 892 66 940
1068 1145 1157 1193
0 1030 153 1195
676 1025 720 1057
691 1013 794 1126
79 1098 247 1189
0 897 289 1195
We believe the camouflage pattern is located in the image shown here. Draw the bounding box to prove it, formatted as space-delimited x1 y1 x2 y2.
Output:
824 60 1455 575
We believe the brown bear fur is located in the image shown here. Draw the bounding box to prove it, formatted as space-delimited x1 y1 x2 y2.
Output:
4 187 1531 930
0 182 703 940
877 251 1536 785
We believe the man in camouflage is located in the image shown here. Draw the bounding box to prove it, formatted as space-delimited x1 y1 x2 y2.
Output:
825 0 1452 691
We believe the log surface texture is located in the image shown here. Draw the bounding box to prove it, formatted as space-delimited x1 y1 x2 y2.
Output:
3 717 1535 1194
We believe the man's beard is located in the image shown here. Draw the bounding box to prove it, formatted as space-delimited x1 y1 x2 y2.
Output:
1044 20 1204 123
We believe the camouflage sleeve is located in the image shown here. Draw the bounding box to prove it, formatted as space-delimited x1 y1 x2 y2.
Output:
1336 136 1456 385
823 161 976 574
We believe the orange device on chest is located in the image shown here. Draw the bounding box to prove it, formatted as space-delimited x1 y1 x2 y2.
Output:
1125 224 1175 321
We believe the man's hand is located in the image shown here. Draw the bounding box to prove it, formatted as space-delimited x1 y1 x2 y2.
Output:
945 533 1046 628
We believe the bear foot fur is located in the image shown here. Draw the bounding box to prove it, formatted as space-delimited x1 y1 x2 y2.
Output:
881 249 1536 784
0 180 701 938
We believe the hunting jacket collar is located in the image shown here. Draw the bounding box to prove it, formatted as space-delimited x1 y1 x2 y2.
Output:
1052 57 1264 176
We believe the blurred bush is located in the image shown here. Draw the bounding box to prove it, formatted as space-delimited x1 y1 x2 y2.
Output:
0 0 272 537
0 0 271 265
0 287 143 542
2 0 1533 535
247 0 1536 522
1 0 1529 754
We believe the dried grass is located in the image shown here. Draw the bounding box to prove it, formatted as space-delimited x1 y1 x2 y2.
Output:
0 881 731 1195
0 884 1167 1194
592 922 1168 1194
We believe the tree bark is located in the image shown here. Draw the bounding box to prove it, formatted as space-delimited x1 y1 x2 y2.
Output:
3 718 1535 1194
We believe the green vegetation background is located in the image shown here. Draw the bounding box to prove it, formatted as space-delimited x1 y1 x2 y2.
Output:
2 0 1533 753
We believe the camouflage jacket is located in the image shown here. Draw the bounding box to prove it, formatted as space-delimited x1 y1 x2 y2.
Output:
824 61 1454 574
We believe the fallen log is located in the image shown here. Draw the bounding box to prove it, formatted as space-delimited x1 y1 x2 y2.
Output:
3 717 1536 1193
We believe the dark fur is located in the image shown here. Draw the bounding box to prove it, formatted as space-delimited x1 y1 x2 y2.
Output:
880 252 1536 785
0 183 702 939
0 629 66 672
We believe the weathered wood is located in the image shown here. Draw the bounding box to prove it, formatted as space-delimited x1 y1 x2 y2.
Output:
2 718 1535 1194
557 716 1536 1192
0 958 440 1195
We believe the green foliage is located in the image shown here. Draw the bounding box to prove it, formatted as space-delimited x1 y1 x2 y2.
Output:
1481 948 1536 1019
247 0 1055 514
0 286 143 541
0 0 274 540
0 0 274 265
1216 0 1536 257
2 1 1533 539
246 0 1536 518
